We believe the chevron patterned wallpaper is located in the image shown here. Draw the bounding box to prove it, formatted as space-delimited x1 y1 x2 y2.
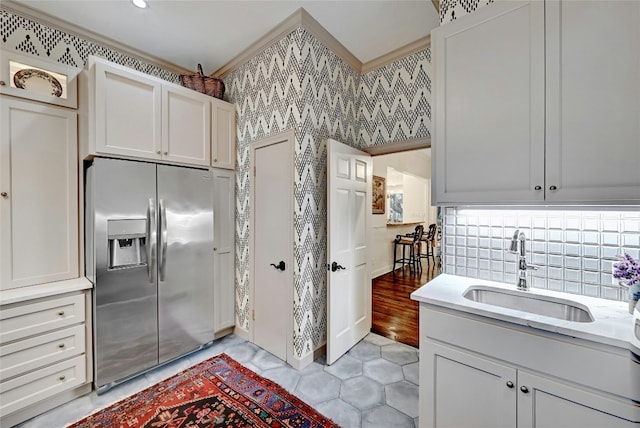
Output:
359 49 431 147
225 27 431 358
439 0 495 24
0 8 180 82
2 7 432 360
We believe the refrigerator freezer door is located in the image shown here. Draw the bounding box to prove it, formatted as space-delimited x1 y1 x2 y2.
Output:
92 158 158 387
157 165 214 363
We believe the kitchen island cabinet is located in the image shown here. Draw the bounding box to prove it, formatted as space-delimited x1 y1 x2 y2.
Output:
432 0 640 205
414 275 640 428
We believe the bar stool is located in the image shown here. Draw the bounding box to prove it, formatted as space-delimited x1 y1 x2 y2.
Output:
393 224 424 274
419 223 437 264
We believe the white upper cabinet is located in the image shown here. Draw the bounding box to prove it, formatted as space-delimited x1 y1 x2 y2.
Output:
90 58 162 160
86 56 224 168
0 49 79 109
545 1 640 203
432 0 640 205
0 98 79 290
433 1 545 205
162 85 211 166
211 98 236 170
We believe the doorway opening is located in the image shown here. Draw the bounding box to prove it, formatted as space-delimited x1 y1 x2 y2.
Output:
363 139 441 348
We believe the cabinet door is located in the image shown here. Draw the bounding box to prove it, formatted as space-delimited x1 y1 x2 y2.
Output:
212 168 235 333
545 1 640 203
421 340 516 428
92 59 162 160
432 1 545 204
162 85 211 166
211 98 236 170
518 371 638 427
0 98 79 289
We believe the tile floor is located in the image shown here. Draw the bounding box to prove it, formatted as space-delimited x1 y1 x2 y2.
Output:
17 333 420 428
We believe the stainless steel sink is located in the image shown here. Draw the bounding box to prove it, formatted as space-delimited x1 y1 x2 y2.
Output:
463 286 595 323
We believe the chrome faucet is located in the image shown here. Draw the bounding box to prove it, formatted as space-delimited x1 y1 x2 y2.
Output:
508 230 538 291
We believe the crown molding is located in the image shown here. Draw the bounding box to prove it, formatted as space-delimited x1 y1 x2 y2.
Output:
298 8 361 73
1 0 192 76
213 8 304 78
214 6 431 79
361 35 430 74
214 7 362 78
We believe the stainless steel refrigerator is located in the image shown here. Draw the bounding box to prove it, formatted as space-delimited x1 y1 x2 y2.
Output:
86 157 214 390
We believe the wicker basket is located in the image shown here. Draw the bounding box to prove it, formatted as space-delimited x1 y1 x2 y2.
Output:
179 64 225 99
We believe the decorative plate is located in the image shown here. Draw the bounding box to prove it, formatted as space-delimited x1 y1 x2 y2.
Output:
13 68 63 97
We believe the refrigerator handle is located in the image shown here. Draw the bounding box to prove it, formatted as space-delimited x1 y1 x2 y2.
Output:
146 198 157 283
159 199 168 281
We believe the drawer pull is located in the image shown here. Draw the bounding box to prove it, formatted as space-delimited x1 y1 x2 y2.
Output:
59 375 66 381
57 311 65 316
58 343 66 349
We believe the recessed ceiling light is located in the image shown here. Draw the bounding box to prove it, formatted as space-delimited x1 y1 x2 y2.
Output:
132 0 148 9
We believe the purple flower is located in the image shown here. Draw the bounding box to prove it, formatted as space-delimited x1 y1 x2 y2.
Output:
613 252 640 286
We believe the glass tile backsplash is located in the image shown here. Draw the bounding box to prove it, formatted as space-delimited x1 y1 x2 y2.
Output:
442 208 640 302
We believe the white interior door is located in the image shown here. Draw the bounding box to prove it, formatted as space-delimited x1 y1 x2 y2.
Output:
327 138 372 365
252 133 293 362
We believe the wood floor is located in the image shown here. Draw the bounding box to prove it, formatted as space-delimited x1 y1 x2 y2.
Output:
371 259 440 348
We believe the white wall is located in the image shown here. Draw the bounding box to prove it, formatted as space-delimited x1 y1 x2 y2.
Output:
371 148 437 278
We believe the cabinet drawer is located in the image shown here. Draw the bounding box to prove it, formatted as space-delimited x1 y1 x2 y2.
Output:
0 324 85 380
0 294 85 343
0 355 86 416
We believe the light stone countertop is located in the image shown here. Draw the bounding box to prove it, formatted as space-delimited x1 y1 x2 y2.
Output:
410 273 634 350
0 277 93 306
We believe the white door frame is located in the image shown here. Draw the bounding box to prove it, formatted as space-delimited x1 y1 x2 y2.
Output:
249 129 295 365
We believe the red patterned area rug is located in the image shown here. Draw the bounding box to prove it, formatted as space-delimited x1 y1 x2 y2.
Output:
68 353 338 428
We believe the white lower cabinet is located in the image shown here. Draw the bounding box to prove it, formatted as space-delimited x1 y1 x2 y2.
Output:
420 308 639 428
517 371 637 428
422 341 516 427
0 289 91 427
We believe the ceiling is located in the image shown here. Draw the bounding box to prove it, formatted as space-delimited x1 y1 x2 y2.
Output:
9 0 440 75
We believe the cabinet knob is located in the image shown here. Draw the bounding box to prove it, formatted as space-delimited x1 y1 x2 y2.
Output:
156 150 161 154
59 375 66 381
163 151 168 155
549 185 557 191
57 311 65 316
534 185 542 191
1 192 7 198
520 386 529 393
213 247 217 251
0 80 5 86
58 343 65 349
506 381 514 389
213 158 218 162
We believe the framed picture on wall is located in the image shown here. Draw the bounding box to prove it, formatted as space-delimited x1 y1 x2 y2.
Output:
372 175 385 214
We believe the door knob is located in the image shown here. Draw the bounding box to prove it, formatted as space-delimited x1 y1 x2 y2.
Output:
270 261 285 271
331 262 346 272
